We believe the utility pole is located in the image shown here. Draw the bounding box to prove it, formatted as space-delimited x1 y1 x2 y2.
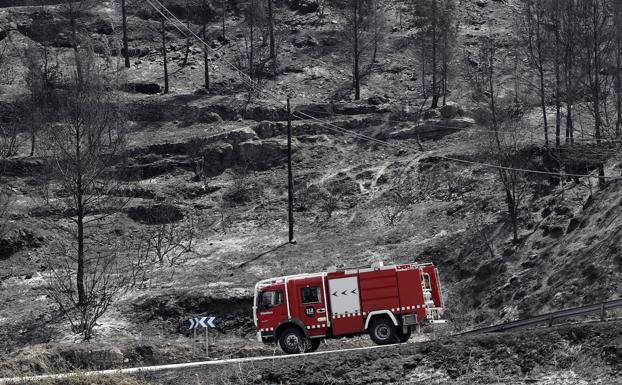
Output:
121 0 130 68
287 98 295 244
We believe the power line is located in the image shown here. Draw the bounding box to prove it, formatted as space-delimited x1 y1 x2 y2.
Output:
142 0 622 181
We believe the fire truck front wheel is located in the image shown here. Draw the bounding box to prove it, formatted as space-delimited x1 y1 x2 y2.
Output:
278 327 309 354
369 318 398 345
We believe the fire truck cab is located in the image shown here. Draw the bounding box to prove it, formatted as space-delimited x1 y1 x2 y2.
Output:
253 262 444 354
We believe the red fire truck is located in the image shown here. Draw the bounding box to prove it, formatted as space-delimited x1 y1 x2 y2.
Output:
253 262 444 354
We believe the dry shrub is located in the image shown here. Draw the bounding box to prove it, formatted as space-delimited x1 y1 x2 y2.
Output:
222 167 254 206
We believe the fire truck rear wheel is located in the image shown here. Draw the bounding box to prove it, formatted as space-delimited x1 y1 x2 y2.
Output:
398 328 411 343
306 338 321 353
369 318 398 345
279 327 309 354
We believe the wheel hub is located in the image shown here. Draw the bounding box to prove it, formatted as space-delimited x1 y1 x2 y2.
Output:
376 325 390 340
285 334 300 348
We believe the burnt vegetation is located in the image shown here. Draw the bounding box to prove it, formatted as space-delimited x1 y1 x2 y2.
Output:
0 0 621 381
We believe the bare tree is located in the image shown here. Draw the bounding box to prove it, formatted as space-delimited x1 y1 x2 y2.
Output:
0 186 12 243
380 176 419 226
221 0 226 41
439 0 456 106
41 48 130 339
60 0 93 83
344 0 379 100
182 0 192 66
489 122 531 243
577 0 609 184
267 0 277 76
318 188 339 220
23 44 61 157
160 13 170 93
430 0 439 108
520 0 550 148
561 0 577 144
44 234 141 340
470 35 529 243
140 213 196 270
0 35 19 159
121 0 130 68
615 0 622 139
0 124 19 159
410 0 455 106
201 0 210 89
247 0 256 80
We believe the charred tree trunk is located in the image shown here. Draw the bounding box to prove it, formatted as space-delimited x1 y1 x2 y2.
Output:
353 0 361 100
268 0 276 77
616 2 622 139
352 0 361 100
554 14 562 147
421 41 426 99
221 0 226 41
249 0 255 80
182 0 191 66
564 2 574 145
121 0 130 68
535 12 549 149
430 0 439 109
68 4 83 83
203 19 209 89
160 15 169 94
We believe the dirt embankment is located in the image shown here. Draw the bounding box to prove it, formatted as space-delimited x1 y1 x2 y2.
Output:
145 322 622 384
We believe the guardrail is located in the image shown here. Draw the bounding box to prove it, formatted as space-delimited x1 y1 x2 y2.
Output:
457 298 622 336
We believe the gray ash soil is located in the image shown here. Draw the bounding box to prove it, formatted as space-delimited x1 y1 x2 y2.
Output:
144 322 622 384
0 0 621 382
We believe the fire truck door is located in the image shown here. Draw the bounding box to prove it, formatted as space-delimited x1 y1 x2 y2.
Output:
296 279 328 337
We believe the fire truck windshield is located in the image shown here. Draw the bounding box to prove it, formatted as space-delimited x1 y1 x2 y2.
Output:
259 290 283 309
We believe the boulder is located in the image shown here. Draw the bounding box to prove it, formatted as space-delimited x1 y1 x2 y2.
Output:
333 102 391 115
287 0 319 13
126 204 184 225
293 35 319 48
120 157 194 180
0 157 46 177
388 118 474 141
439 102 463 119
209 127 258 145
197 111 223 124
0 228 41 260
423 108 441 119
238 139 298 170
201 143 234 177
89 18 114 35
367 95 390 106
255 121 287 139
128 82 162 94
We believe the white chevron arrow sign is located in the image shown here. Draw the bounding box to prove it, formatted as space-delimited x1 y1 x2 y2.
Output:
188 316 217 329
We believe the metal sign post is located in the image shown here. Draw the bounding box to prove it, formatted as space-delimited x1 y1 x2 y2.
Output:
188 316 217 358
